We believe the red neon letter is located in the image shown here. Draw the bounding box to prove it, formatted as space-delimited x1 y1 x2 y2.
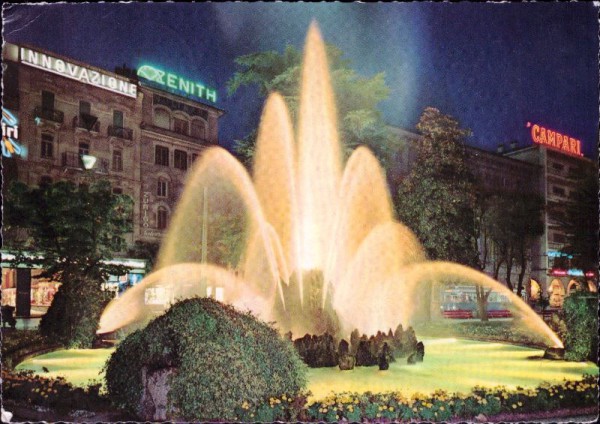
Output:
531 124 540 143
547 130 555 146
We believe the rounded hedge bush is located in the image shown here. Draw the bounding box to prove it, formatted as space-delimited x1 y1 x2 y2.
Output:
104 297 307 420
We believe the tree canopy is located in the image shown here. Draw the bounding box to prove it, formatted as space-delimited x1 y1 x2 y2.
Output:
4 180 133 281
478 190 545 296
227 43 394 167
396 107 479 268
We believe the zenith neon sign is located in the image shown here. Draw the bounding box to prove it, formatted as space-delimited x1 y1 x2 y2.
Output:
527 122 583 157
137 65 217 103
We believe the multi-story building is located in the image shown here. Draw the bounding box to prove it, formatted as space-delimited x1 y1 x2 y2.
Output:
1 42 223 316
389 125 597 308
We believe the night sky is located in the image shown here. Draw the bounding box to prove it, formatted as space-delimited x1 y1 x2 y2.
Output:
3 3 598 158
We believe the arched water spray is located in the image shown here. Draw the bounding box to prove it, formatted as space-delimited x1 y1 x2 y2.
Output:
99 22 563 349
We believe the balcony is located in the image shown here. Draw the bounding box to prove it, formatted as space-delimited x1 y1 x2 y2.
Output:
62 151 82 169
73 114 100 132
108 125 133 140
33 106 64 124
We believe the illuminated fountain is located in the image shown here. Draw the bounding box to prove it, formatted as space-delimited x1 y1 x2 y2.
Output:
99 23 562 349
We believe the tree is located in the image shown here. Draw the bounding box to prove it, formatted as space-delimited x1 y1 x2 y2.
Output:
479 191 544 296
397 107 479 266
396 108 480 321
4 180 133 347
227 43 394 168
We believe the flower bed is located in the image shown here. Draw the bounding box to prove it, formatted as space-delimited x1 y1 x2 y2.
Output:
235 374 598 422
1 369 110 413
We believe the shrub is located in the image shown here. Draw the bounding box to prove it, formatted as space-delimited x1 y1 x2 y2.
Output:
562 292 598 362
39 277 111 348
105 297 307 421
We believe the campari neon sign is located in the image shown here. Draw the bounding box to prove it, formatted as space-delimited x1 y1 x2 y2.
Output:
137 64 217 103
527 122 583 157
2 108 27 158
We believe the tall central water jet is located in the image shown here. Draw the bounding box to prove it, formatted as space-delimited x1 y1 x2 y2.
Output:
99 22 563 349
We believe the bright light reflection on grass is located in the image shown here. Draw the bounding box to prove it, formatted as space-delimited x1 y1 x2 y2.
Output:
15 339 597 399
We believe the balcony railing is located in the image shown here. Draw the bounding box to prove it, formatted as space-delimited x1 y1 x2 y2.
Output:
108 125 133 140
62 151 82 169
73 114 100 132
34 106 64 124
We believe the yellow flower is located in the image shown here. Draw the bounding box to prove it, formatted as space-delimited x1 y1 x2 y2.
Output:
440 406 445 411
282 394 287 401
518 402 523 406
389 407 394 412
512 404 517 409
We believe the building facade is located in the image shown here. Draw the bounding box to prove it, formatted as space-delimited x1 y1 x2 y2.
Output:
1 42 223 315
389 126 597 307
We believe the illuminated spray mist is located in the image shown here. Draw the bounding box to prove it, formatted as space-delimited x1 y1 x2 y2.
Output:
99 22 562 348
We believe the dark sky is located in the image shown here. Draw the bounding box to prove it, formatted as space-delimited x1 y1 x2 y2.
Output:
3 3 598 158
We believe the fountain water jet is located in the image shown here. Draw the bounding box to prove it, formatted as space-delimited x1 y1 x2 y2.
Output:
98 22 563 349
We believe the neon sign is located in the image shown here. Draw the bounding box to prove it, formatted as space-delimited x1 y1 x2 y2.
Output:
2 108 27 158
527 122 583 157
20 47 137 98
550 268 588 277
137 65 217 103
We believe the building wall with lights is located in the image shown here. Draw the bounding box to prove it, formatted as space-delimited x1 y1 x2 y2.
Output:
1 42 224 315
390 126 598 307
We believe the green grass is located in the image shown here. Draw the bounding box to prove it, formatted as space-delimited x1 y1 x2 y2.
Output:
15 348 113 388
15 338 598 400
307 337 598 399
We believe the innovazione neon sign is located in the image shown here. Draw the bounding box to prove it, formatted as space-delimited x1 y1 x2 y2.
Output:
20 47 137 98
527 122 583 157
137 65 217 103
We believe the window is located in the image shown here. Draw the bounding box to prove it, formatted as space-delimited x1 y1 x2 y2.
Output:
157 179 168 197
173 117 189 135
112 149 123 172
113 110 124 128
42 91 54 111
552 186 566 197
157 207 168 230
79 142 90 156
155 145 169 166
112 187 123 195
174 150 188 170
552 162 564 172
39 176 52 187
191 120 206 139
154 108 170 129
41 133 54 158
79 101 91 117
